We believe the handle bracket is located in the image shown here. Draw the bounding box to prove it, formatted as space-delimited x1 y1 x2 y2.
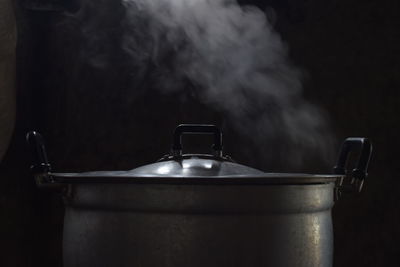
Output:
26 131 53 185
333 137 372 197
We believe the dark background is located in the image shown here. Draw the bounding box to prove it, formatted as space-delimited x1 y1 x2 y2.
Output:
1 0 399 266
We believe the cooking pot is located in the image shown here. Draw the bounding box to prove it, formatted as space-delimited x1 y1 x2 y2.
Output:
27 124 372 267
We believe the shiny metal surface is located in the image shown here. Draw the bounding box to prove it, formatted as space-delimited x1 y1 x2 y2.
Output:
65 155 265 177
63 182 335 267
50 156 340 185
26 126 372 267
140 155 264 176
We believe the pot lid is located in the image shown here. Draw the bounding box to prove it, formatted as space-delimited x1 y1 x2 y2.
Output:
26 124 372 189
131 155 265 177
51 158 339 185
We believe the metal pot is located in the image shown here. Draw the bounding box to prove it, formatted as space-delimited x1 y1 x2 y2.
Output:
27 124 372 267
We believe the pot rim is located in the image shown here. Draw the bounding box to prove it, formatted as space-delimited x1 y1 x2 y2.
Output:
48 172 341 185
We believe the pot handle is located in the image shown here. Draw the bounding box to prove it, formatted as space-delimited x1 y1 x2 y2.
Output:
333 137 372 193
26 131 52 175
172 124 223 157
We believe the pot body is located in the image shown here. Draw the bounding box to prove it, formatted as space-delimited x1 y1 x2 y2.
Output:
63 182 335 267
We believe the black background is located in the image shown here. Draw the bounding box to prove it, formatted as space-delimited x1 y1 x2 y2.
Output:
1 0 399 266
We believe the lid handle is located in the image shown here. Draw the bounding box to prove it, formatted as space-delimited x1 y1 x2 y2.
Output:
172 124 223 157
333 137 372 194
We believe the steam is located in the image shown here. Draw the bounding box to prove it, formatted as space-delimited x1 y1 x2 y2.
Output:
121 0 334 166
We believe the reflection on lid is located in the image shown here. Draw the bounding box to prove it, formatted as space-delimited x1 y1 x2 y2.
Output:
157 165 173 175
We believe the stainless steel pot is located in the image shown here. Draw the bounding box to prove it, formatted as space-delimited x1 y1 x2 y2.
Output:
27 124 372 267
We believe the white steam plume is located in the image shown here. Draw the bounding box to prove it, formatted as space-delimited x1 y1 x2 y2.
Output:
122 0 334 167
